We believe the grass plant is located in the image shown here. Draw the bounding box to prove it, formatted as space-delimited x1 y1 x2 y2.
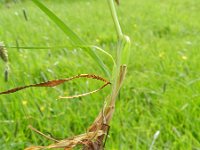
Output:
0 0 200 149
1 0 130 149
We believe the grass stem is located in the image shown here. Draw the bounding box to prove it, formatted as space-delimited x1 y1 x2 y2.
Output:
107 0 123 39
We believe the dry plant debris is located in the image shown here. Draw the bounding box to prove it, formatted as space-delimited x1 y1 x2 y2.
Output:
0 73 113 149
0 65 126 150
0 74 111 97
0 0 129 149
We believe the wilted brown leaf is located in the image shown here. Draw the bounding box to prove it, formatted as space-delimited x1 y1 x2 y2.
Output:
0 74 111 97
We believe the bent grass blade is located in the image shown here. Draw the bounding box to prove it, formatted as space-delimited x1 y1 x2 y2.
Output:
32 0 110 78
5 45 116 67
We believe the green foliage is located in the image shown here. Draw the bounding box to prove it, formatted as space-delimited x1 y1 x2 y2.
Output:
0 0 25 4
0 0 200 149
32 0 111 78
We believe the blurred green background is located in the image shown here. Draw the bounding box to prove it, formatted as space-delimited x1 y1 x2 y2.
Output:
0 0 200 149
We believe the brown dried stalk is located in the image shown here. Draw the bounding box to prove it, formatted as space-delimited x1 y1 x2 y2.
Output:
0 65 127 149
25 126 105 150
82 65 127 149
0 74 110 96
0 74 112 149
0 67 126 150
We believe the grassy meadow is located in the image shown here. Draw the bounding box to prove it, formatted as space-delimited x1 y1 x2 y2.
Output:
0 0 200 149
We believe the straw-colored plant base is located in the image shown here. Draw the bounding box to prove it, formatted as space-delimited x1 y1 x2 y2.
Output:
83 65 127 150
25 126 105 150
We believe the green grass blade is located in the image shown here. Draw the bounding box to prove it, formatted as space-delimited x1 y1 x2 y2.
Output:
5 45 115 66
32 0 83 45
31 0 110 78
81 45 116 67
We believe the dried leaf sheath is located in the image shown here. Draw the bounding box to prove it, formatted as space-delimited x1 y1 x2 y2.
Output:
82 65 127 149
0 74 111 96
59 82 110 99
25 126 105 150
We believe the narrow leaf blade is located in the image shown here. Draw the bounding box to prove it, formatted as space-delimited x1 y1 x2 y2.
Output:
31 0 110 77
32 0 83 45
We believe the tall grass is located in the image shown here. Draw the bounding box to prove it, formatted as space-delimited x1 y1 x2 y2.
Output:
0 0 130 149
1 0 199 149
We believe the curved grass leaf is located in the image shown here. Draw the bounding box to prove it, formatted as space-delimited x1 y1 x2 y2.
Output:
32 0 83 45
121 35 131 65
5 45 116 66
32 0 110 78
81 45 116 67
